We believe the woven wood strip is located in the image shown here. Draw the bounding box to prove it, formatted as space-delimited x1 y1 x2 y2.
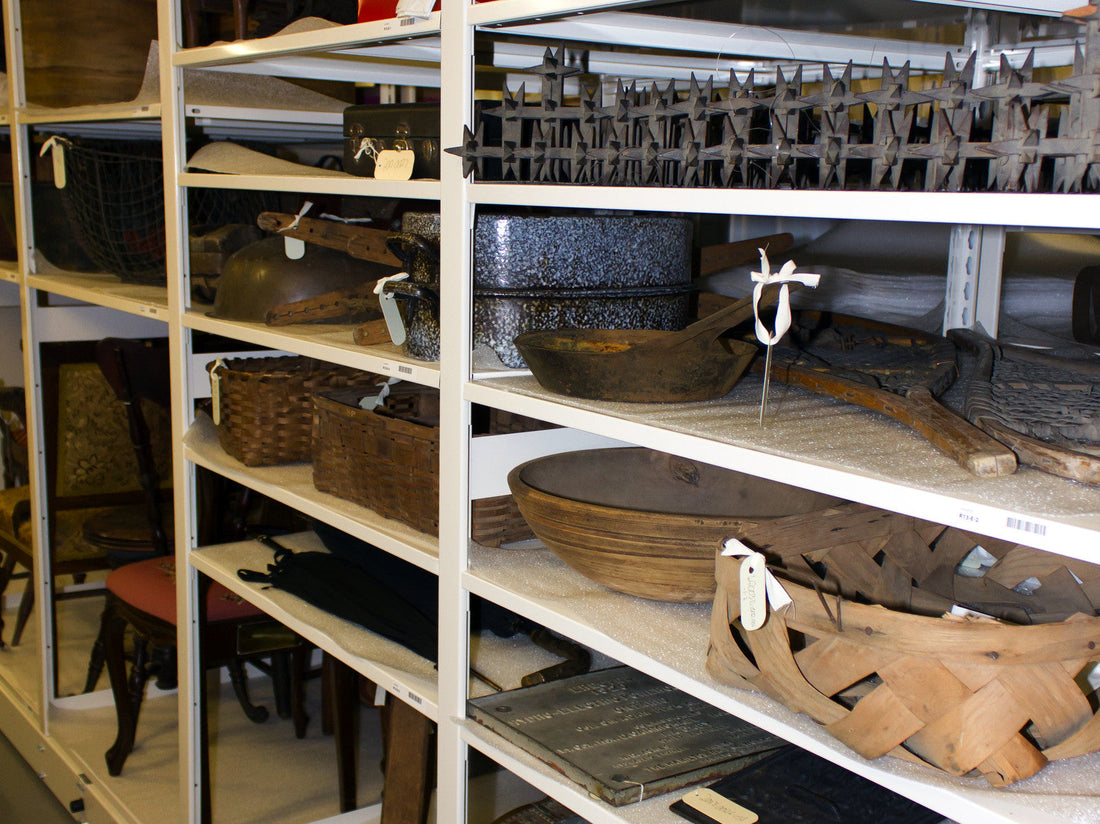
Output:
470 494 534 547
793 635 892 699
877 657 973 722
998 664 1095 748
904 679 1032 775
979 734 1049 787
824 683 926 760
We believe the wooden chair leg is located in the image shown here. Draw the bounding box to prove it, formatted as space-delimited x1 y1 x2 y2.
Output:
11 572 34 646
381 698 435 824
291 644 309 739
228 659 269 723
0 554 14 647
105 604 138 776
329 654 360 813
321 653 334 737
83 608 108 693
271 651 292 720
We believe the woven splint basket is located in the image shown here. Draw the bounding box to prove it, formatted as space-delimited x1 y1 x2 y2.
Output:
706 502 1100 787
311 387 535 542
209 356 383 467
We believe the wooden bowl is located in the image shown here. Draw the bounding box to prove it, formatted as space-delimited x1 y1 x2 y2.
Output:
507 447 844 602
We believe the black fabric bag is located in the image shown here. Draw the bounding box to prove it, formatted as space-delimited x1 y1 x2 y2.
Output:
239 525 590 683
239 537 439 661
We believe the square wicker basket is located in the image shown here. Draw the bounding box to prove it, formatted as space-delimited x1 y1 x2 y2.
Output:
209 356 384 467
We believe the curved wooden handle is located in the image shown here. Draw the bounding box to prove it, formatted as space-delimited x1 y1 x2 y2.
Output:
256 212 402 268
898 387 1017 477
769 363 1017 477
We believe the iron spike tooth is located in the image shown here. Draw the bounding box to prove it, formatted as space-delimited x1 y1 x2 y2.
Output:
663 78 678 105
943 52 958 83
959 52 977 86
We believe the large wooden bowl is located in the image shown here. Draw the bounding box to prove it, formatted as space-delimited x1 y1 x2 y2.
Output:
507 447 843 602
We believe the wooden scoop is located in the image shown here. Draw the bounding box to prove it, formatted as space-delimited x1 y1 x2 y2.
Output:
514 285 782 403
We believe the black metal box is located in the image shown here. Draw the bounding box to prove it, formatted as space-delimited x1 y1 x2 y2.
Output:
342 102 440 179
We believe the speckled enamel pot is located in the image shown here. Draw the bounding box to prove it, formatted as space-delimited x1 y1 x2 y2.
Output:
473 213 693 289
390 212 694 365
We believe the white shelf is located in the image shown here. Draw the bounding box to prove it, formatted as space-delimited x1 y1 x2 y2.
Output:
24 260 170 321
464 377 1100 560
179 170 441 200
190 531 589 720
16 101 160 125
183 307 441 387
464 542 1099 824
467 184 1100 230
471 0 1076 27
172 15 443 72
184 413 440 575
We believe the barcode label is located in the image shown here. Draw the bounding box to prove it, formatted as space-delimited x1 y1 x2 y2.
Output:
1007 517 1047 537
400 16 416 26
399 364 413 375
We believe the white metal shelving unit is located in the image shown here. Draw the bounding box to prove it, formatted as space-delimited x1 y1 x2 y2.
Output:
2 1 1100 823
157 5 455 824
436 4 1100 824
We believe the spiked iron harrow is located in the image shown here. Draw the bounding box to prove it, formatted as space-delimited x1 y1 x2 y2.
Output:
449 21 1100 194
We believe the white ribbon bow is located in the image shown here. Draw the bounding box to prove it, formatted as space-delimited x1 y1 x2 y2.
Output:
359 377 402 411
750 248 821 346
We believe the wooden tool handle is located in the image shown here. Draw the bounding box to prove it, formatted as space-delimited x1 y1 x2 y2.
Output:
699 232 794 276
899 387 1017 477
265 284 381 327
257 212 403 268
771 364 1017 477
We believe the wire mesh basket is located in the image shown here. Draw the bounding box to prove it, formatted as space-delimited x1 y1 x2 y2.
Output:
51 136 274 284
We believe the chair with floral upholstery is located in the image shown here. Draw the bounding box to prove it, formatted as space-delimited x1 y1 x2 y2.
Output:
0 340 172 652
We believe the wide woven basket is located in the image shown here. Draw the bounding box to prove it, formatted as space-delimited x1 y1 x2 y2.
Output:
209 356 382 467
706 502 1100 787
311 388 535 543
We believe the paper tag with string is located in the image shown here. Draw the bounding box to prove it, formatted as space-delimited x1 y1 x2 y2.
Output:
680 788 759 824
374 149 416 180
751 249 821 426
281 201 313 260
210 358 225 426
374 273 410 345
722 537 791 631
40 136 67 189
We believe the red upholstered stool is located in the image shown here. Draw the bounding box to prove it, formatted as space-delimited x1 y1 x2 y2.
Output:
101 556 309 813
